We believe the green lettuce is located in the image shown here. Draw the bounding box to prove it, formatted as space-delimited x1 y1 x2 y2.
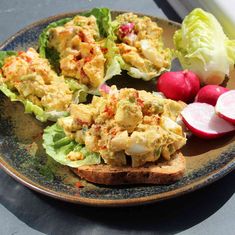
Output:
0 83 68 122
126 66 170 81
65 78 88 103
39 17 72 58
174 8 235 85
39 17 72 72
82 7 111 37
104 37 124 80
84 8 124 80
43 123 101 168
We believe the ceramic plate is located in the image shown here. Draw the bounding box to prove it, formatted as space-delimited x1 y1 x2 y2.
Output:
0 11 234 207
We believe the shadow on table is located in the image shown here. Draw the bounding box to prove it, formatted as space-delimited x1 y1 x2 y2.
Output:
0 170 234 235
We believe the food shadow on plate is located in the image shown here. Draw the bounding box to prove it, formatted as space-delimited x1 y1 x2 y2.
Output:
182 135 235 157
106 59 181 92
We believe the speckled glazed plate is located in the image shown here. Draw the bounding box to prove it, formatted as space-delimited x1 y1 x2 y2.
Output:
0 11 235 207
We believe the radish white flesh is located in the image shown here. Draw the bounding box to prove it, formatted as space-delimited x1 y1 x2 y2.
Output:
181 103 235 139
216 90 235 124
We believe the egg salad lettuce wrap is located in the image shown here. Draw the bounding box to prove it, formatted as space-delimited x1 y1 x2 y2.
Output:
0 48 87 122
43 86 186 168
113 13 172 81
39 8 123 93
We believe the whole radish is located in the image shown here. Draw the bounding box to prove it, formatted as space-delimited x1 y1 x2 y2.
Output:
157 70 200 103
195 85 229 106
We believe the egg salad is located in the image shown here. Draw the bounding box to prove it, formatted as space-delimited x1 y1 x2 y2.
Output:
46 15 107 89
0 48 72 121
115 13 172 80
57 86 186 167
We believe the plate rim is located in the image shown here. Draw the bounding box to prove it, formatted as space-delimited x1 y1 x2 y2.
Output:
0 10 234 207
1 155 234 207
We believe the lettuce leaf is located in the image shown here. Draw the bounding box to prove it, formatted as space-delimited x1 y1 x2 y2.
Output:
82 8 111 37
0 51 17 68
39 17 72 58
39 17 72 73
43 123 101 168
0 83 68 122
65 78 88 103
127 66 170 81
174 8 235 85
83 8 124 80
104 37 124 80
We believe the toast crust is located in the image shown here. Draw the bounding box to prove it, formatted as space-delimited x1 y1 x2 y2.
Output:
72 152 186 185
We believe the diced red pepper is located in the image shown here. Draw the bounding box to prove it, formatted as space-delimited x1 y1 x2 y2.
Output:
3 62 12 68
101 47 108 54
25 56 32 63
84 56 92 63
18 51 24 56
75 181 84 188
78 31 91 43
104 105 114 117
76 118 89 126
137 98 144 107
99 145 107 150
110 128 117 136
18 51 32 63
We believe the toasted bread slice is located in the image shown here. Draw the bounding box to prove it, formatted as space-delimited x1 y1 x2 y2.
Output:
72 152 185 185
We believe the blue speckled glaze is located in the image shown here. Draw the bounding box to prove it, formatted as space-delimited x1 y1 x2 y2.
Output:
2 23 46 51
0 12 234 206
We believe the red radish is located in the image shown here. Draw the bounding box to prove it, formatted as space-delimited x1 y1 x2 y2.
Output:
216 90 235 124
195 85 229 106
181 103 235 139
99 83 111 94
118 23 135 38
157 70 200 103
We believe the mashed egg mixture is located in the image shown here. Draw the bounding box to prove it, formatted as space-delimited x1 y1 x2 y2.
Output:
47 15 106 89
116 13 172 80
1 48 72 112
58 86 186 167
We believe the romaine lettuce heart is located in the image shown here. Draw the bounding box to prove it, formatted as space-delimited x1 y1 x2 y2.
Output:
174 8 235 85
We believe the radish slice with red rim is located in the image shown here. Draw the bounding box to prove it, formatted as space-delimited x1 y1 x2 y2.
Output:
216 90 235 124
181 103 235 139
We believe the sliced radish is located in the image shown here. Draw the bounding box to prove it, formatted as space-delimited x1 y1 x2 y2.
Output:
216 90 235 124
181 103 235 139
